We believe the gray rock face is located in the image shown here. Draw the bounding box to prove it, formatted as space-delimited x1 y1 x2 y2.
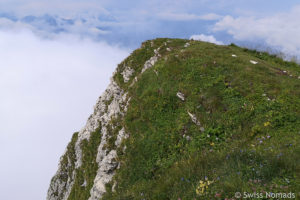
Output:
47 163 74 200
47 79 129 200
47 46 162 200
121 66 135 83
88 81 129 200
141 47 160 73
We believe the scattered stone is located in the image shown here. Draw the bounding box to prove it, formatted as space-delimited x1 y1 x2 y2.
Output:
166 47 171 51
153 69 158 76
298 76 300 79
187 112 201 126
283 70 287 73
200 127 205 132
184 42 190 48
262 93 267 97
250 60 258 64
232 54 237 57
81 180 87 187
183 134 192 141
176 92 185 101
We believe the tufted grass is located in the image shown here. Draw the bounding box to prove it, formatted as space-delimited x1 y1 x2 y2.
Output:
102 38 300 200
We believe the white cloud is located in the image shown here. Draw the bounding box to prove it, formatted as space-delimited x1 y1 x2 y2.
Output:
157 12 222 21
0 14 113 40
0 0 108 17
0 1 117 39
0 18 33 30
190 34 224 45
0 29 129 200
199 13 223 20
214 5 300 58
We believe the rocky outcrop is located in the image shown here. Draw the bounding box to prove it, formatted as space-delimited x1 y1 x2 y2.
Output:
87 80 129 200
47 43 161 200
47 133 78 200
129 47 161 87
141 47 161 73
47 79 129 200
121 66 135 83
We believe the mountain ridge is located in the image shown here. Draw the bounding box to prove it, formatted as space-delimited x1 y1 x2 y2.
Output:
48 38 300 200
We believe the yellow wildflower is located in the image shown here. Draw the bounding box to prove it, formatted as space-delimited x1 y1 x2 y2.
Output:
264 122 271 127
195 178 214 196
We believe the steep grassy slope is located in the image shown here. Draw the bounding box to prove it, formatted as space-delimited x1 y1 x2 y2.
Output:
48 38 300 200
101 39 300 199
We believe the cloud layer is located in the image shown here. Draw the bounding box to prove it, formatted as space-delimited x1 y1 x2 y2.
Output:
214 5 300 59
0 0 107 16
1 1 300 200
0 0 227 47
157 12 222 21
0 29 129 200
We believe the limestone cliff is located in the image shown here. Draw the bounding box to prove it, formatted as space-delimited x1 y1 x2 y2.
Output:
47 40 161 200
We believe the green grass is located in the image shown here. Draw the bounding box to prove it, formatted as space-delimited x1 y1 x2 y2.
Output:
102 38 300 199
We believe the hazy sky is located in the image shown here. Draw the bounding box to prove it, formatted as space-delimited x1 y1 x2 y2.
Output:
0 1 300 199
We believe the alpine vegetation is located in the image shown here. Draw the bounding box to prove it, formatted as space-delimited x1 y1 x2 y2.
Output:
48 38 300 200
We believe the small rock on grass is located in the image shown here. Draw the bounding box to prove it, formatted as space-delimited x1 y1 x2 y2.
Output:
176 92 185 101
250 60 258 64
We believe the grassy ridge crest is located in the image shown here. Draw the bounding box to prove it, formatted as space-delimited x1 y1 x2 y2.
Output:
102 38 300 199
